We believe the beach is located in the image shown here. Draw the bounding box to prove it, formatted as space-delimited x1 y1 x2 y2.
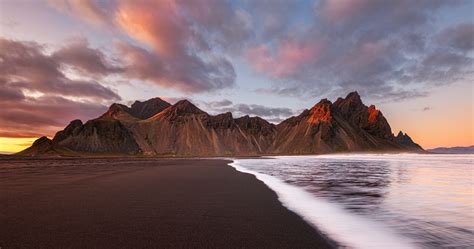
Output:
0 158 334 249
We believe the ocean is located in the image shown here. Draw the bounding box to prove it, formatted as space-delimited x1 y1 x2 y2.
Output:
230 154 474 249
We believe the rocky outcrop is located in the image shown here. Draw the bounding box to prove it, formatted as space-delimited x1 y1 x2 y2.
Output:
17 136 77 157
395 131 424 151
332 92 393 139
20 92 424 156
130 100 273 156
101 97 171 121
129 97 171 119
51 118 141 154
272 95 403 154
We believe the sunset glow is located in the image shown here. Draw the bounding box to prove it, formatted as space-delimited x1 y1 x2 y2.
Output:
0 0 472 153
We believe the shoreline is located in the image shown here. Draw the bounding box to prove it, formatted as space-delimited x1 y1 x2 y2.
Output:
0 158 335 249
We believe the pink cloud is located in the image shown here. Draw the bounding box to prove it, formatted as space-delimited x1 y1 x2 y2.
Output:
318 0 379 22
116 0 187 57
247 40 321 78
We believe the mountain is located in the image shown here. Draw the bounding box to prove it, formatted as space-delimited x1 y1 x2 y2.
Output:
394 131 424 151
427 145 474 154
273 95 404 154
17 136 78 157
19 92 424 157
128 100 276 156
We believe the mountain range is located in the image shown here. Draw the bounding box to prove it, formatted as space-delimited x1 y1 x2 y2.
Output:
19 92 423 157
427 145 474 154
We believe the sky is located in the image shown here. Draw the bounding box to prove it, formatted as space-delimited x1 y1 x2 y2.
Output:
0 0 473 153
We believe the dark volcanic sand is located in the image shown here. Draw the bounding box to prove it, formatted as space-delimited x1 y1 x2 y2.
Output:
0 158 334 249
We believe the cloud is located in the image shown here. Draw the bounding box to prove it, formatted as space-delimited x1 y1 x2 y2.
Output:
0 95 107 138
205 99 233 108
0 38 119 138
437 22 474 51
204 100 295 123
231 104 294 118
0 38 120 101
247 40 322 77
115 41 235 93
52 38 123 77
422 106 432 111
112 0 239 93
48 0 115 26
248 0 472 101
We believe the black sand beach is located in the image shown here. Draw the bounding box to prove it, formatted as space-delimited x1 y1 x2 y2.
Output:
0 158 334 249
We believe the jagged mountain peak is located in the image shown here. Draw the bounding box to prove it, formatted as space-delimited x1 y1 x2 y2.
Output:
20 92 424 156
308 99 333 123
395 131 423 151
333 91 364 110
171 100 206 114
101 97 171 120
130 97 171 119
101 103 134 120
346 91 361 99
131 97 167 106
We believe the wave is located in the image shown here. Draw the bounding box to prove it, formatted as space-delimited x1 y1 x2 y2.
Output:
229 160 419 249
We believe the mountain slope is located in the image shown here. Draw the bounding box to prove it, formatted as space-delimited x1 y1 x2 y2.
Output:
20 92 424 156
129 100 275 156
395 131 424 151
17 136 78 157
272 94 403 154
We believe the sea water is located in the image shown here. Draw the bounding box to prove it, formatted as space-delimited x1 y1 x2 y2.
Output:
230 154 474 249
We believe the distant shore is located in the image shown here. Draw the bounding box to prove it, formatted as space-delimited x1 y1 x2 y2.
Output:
0 158 334 249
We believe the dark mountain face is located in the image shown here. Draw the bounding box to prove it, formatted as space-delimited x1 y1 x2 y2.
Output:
101 97 171 121
130 98 172 119
273 95 403 154
17 136 77 157
129 101 274 156
45 98 172 155
20 92 423 156
332 92 393 139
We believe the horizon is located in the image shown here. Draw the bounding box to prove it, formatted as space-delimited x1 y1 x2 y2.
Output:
1 0 473 153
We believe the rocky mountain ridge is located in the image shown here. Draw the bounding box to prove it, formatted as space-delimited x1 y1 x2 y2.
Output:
19 92 424 156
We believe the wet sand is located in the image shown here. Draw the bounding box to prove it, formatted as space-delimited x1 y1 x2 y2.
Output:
0 158 334 249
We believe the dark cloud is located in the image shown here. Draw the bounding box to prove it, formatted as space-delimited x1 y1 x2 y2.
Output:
53 39 123 77
0 95 107 138
437 22 474 51
0 38 119 138
0 38 120 101
115 41 235 93
248 0 472 101
178 0 254 51
45 0 472 101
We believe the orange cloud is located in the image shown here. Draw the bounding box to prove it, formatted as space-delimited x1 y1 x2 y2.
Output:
116 0 185 57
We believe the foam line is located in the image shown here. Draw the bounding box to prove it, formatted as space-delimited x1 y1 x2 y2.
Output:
229 160 419 249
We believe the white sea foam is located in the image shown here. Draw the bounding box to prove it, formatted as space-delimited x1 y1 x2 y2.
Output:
229 160 420 249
